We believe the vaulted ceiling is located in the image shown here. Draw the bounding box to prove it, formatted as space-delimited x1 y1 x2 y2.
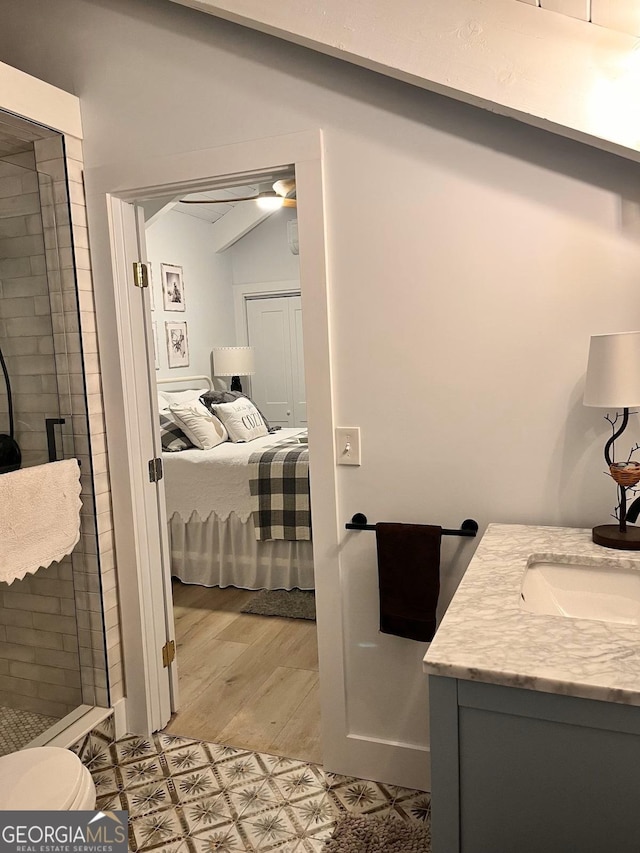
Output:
174 184 258 224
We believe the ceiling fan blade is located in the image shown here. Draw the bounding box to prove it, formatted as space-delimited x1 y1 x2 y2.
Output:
180 196 297 208
179 196 258 204
274 178 296 198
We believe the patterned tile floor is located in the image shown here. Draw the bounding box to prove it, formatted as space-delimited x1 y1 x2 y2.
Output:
0 705 60 756
74 725 431 852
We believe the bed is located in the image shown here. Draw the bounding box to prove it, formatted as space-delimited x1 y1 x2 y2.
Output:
158 377 314 590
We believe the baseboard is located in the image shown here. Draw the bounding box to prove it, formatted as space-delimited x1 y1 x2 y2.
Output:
323 733 431 792
42 706 113 750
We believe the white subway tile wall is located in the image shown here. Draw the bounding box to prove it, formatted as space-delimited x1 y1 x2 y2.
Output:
517 0 640 34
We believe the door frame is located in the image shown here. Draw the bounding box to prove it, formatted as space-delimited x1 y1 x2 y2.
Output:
84 131 350 765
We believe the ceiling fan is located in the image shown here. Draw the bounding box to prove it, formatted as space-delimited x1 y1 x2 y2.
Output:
180 179 296 209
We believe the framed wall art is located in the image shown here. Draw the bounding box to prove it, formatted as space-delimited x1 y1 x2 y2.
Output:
166 321 189 368
161 262 185 311
148 262 155 311
151 320 159 369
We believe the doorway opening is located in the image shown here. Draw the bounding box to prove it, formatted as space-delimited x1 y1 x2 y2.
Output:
138 170 321 763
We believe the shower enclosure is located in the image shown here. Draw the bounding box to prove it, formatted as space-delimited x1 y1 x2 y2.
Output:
0 111 109 754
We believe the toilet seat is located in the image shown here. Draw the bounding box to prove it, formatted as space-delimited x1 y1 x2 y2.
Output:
69 765 97 810
0 747 96 810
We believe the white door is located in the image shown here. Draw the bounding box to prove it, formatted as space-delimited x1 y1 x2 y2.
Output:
126 204 179 726
246 294 306 427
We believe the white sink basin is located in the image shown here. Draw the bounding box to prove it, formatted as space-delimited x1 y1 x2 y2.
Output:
520 556 640 625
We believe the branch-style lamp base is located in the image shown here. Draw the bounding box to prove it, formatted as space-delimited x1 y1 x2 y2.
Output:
592 524 640 550
583 332 640 551
592 406 640 550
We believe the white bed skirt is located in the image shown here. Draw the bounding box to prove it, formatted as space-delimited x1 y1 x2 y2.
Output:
169 511 315 590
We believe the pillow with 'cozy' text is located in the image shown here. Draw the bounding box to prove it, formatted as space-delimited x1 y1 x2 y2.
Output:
168 400 228 450
208 396 268 443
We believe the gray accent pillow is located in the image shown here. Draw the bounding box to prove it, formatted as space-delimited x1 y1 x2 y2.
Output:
159 412 194 452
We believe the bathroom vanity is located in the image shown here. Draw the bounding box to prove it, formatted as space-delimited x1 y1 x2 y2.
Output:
424 524 640 853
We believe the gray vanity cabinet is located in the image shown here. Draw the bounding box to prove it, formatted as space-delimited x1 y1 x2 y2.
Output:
430 675 640 853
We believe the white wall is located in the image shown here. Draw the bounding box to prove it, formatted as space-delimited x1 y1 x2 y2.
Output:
3 0 640 761
166 0 640 160
146 210 234 380
230 207 299 284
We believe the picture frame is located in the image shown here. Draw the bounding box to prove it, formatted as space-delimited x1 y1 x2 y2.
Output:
161 263 185 311
148 262 155 311
151 320 159 370
166 320 189 368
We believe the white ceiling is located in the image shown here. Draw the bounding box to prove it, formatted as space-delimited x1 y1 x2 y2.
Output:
0 114 52 158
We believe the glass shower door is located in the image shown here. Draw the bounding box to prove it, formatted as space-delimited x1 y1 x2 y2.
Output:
0 139 107 754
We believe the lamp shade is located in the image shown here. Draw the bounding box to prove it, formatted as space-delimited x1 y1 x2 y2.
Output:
212 346 255 377
584 331 640 408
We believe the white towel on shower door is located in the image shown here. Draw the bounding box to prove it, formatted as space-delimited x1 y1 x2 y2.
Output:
0 458 82 584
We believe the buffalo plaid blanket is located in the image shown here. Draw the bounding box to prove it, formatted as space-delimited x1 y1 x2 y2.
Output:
249 433 310 541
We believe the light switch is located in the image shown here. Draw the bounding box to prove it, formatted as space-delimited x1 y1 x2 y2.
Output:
336 427 361 466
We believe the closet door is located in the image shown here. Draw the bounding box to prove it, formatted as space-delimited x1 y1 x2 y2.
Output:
290 297 307 426
246 294 306 428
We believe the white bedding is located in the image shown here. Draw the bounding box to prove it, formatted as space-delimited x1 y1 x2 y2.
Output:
162 428 306 522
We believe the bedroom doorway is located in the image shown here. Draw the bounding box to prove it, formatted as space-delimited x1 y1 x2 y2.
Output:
95 129 403 784
141 173 321 763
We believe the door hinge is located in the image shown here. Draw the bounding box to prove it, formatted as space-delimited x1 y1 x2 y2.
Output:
162 640 175 668
148 457 163 482
133 261 149 288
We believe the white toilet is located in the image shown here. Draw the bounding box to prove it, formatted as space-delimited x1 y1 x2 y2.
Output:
0 747 96 810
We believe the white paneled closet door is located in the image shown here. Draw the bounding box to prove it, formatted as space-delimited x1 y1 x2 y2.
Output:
246 294 306 428
290 298 307 426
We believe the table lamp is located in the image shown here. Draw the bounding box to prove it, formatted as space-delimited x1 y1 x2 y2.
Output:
212 346 255 393
584 331 640 550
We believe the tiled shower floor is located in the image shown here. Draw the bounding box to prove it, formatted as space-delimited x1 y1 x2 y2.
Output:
0 705 59 756
74 725 431 852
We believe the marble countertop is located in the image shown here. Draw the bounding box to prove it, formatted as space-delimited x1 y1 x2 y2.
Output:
423 523 640 706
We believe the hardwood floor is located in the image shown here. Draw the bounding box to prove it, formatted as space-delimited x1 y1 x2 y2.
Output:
164 580 322 764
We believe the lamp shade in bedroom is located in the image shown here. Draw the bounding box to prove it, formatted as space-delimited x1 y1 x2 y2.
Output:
213 346 255 392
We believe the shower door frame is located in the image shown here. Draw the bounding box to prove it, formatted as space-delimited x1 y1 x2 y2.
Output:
0 63 114 743
0 61 83 140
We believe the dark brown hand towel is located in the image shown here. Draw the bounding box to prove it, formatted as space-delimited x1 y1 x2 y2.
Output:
376 522 442 642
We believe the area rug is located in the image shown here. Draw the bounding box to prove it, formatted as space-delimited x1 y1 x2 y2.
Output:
241 588 316 620
323 814 431 853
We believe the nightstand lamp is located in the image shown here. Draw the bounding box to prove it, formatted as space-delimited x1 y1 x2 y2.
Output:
212 346 255 393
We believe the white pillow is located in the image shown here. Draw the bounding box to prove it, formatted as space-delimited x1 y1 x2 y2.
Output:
168 400 228 450
209 396 269 443
161 389 203 406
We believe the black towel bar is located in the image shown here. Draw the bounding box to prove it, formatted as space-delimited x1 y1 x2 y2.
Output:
45 417 65 463
346 513 478 537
